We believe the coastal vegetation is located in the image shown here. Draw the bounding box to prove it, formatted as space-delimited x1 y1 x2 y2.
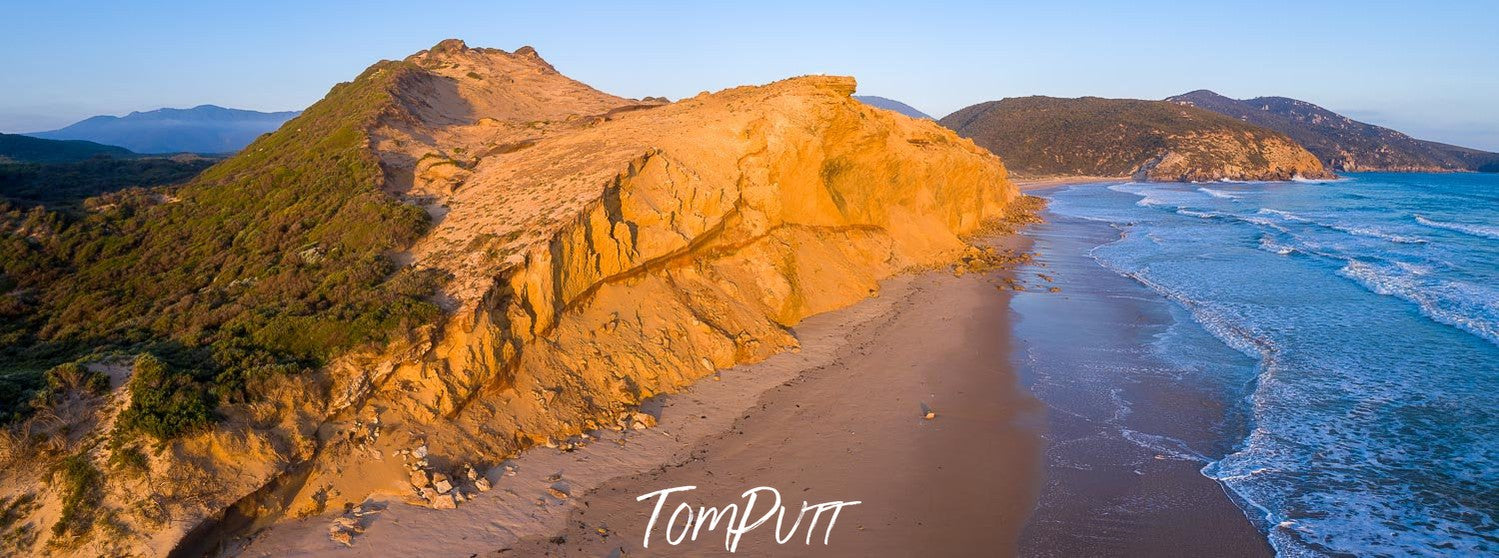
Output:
938 96 1331 181
1168 90 1499 172
0 61 443 437
0 156 216 210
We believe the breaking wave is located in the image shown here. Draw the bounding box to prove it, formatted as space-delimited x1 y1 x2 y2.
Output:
1415 215 1499 240
1198 186 1242 200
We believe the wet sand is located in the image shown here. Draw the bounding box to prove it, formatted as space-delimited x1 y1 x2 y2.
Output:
1010 203 1272 557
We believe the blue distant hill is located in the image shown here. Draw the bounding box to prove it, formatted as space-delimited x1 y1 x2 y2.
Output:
28 105 300 154
0 132 133 163
854 96 933 120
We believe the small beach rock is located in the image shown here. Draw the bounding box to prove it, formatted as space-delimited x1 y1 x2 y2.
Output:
431 493 458 509
475 477 492 492
628 411 657 430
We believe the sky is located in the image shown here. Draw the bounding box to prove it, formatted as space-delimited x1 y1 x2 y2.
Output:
2 0 1496 150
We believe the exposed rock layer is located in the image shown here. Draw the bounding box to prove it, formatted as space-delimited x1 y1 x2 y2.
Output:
940 95 1335 182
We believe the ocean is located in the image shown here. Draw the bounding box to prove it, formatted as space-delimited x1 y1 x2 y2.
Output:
1030 173 1499 556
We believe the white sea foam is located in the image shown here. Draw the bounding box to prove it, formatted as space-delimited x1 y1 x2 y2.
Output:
1259 235 1296 255
1292 174 1354 184
1415 215 1499 240
1258 208 1427 244
1325 223 1428 244
1121 429 1209 462
1257 208 1311 222
1197 186 1242 200
1176 209 1222 219
1091 257 1275 361
1338 260 1499 346
1108 183 1180 208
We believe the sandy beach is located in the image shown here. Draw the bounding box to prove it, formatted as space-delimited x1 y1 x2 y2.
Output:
242 236 1048 557
1012 175 1131 191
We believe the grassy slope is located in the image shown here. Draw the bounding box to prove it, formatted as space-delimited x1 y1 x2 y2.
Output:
0 60 442 433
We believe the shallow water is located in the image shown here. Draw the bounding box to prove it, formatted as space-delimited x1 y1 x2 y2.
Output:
1037 173 1499 556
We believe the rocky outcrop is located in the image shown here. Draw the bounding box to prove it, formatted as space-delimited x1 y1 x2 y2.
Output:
1168 90 1499 173
1131 129 1331 182
278 42 1020 528
939 95 1335 182
0 40 1022 556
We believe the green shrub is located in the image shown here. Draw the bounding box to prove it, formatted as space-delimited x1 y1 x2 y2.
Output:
0 157 216 210
115 354 213 442
40 362 110 398
49 452 102 539
107 444 149 476
0 61 445 434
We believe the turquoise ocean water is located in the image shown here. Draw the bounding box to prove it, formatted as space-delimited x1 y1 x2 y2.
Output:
1041 173 1498 556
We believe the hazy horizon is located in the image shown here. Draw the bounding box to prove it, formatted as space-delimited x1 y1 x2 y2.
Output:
2 0 1495 150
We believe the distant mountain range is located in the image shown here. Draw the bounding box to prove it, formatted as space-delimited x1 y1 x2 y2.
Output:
1167 90 1499 173
940 96 1332 182
27 105 300 154
0 132 133 163
854 96 933 119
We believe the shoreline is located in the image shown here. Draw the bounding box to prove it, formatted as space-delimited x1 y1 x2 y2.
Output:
1010 198 1272 556
1012 175 1130 191
240 237 1047 557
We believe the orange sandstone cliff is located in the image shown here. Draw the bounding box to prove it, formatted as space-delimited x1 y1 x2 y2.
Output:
0 40 1021 555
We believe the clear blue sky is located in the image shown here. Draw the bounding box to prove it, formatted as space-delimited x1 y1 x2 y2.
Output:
2 0 1496 149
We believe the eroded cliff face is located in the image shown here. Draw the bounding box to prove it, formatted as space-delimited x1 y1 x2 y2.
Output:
279 42 1020 525
0 41 1021 556
1139 130 1331 182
